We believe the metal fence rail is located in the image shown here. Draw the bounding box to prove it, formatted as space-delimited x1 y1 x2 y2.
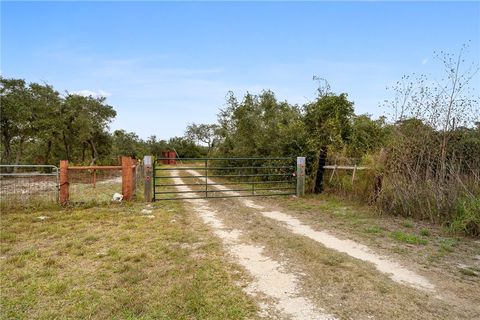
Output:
0 165 59 204
153 157 297 201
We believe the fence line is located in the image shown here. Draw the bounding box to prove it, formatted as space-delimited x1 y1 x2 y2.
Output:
0 165 59 204
60 157 137 204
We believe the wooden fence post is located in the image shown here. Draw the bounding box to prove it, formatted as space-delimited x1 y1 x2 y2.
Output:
122 156 134 201
60 160 69 205
296 157 306 197
143 156 153 202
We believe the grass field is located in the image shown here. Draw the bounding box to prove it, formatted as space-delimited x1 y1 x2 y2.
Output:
0 200 257 319
2 173 479 319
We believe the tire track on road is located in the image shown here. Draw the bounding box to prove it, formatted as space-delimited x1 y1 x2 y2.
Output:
186 169 436 293
171 170 337 320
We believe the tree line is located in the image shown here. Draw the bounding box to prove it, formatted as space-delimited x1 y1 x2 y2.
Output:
186 47 479 235
0 78 206 166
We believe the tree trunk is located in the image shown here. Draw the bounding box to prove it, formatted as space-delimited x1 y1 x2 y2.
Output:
62 132 70 161
13 138 25 173
314 146 328 193
1 136 11 164
44 140 52 164
88 139 98 165
81 142 86 163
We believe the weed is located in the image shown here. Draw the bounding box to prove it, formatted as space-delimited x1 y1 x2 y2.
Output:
392 246 408 254
320 254 345 266
459 267 478 277
44 258 57 267
402 220 414 228
365 226 383 234
389 231 428 245
438 238 458 253
84 235 99 244
449 196 480 236
47 281 68 294
420 229 430 237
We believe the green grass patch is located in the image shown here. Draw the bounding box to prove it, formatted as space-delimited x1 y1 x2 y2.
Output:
364 226 384 234
401 220 414 228
449 196 480 236
420 229 430 237
438 237 459 253
389 231 428 245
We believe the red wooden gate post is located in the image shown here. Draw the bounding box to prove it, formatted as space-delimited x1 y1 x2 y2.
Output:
60 160 69 205
122 156 134 201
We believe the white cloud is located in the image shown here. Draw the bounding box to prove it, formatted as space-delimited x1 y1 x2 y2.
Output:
71 89 111 98
422 58 428 65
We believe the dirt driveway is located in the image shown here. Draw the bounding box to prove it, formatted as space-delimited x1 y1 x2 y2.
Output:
171 169 480 320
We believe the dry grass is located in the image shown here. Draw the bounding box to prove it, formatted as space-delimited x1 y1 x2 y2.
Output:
262 194 480 317
0 200 257 319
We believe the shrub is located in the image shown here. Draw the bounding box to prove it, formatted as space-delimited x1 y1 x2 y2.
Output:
449 196 480 236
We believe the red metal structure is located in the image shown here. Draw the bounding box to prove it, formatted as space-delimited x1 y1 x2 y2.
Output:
160 151 177 164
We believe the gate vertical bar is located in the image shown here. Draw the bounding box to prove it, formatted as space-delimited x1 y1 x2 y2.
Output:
55 166 60 203
296 157 305 197
205 159 208 198
153 157 156 201
251 165 255 195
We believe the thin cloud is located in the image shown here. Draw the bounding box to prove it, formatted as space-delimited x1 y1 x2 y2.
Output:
422 58 428 65
71 89 112 98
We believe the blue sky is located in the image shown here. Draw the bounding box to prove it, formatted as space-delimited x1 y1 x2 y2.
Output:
2 1 479 139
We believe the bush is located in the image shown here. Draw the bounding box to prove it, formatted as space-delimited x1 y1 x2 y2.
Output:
449 197 480 236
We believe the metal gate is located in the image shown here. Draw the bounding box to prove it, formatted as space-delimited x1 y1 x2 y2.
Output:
153 157 297 200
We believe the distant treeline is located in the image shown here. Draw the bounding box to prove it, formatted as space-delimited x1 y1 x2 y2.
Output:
0 77 206 166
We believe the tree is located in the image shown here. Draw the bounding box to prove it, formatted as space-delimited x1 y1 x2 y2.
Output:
111 130 146 160
215 90 305 158
168 136 205 158
0 78 32 165
385 44 479 181
185 123 219 155
347 115 389 158
59 94 116 163
146 135 168 156
304 93 355 193
28 82 62 164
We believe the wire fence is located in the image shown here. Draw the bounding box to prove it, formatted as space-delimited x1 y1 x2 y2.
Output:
1 160 144 206
0 165 59 207
68 168 123 204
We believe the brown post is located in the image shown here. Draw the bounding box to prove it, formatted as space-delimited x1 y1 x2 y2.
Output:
60 160 69 205
122 156 134 201
93 169 97 188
